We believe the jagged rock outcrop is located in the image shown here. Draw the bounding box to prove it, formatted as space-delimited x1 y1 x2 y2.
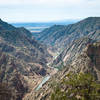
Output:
87 43 100 70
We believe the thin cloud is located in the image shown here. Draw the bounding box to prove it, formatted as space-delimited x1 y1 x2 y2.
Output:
0 0 100 22
0 0 83 5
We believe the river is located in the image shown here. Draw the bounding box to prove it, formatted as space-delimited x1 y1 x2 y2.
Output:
35 66 58 91
35 75 50 91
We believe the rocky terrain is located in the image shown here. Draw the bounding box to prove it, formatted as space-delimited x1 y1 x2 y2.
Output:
24 42 100 100
0 19 52 100
23 17 100 100
37 17 100 52
0 17 100 100
48 17 100 69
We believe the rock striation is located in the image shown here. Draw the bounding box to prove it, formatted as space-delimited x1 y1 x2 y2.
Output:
24 42 100 100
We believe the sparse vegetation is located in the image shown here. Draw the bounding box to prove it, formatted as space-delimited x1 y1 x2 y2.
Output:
51 73 100 100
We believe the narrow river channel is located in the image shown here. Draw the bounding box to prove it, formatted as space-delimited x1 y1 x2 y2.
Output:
35 75 50 90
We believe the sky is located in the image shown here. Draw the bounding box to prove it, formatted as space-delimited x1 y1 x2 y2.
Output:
0 0 100 22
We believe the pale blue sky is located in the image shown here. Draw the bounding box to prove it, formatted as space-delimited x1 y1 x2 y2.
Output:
0 0 100 22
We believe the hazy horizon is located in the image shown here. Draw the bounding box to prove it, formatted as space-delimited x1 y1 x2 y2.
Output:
10 19 78 23
0 0 100 22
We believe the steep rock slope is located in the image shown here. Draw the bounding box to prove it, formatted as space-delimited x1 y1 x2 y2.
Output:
24 42 100 100
0 19 51 99
48 17 100 68
38 17 100 52
23 17 100 100
52 37 95 68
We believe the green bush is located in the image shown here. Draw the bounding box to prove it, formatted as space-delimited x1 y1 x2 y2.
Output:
51 73 100 100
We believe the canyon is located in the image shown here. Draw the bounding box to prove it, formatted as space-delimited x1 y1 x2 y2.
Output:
0 17 100 100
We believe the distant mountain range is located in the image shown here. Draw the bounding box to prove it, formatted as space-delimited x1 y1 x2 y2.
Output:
11 20 76 39
11 20 77 27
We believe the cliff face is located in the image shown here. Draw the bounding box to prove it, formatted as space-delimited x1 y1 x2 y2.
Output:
86 43 100 79
52 37 94 68
66 42 100 80
87 43 100 70
24 42 100 100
